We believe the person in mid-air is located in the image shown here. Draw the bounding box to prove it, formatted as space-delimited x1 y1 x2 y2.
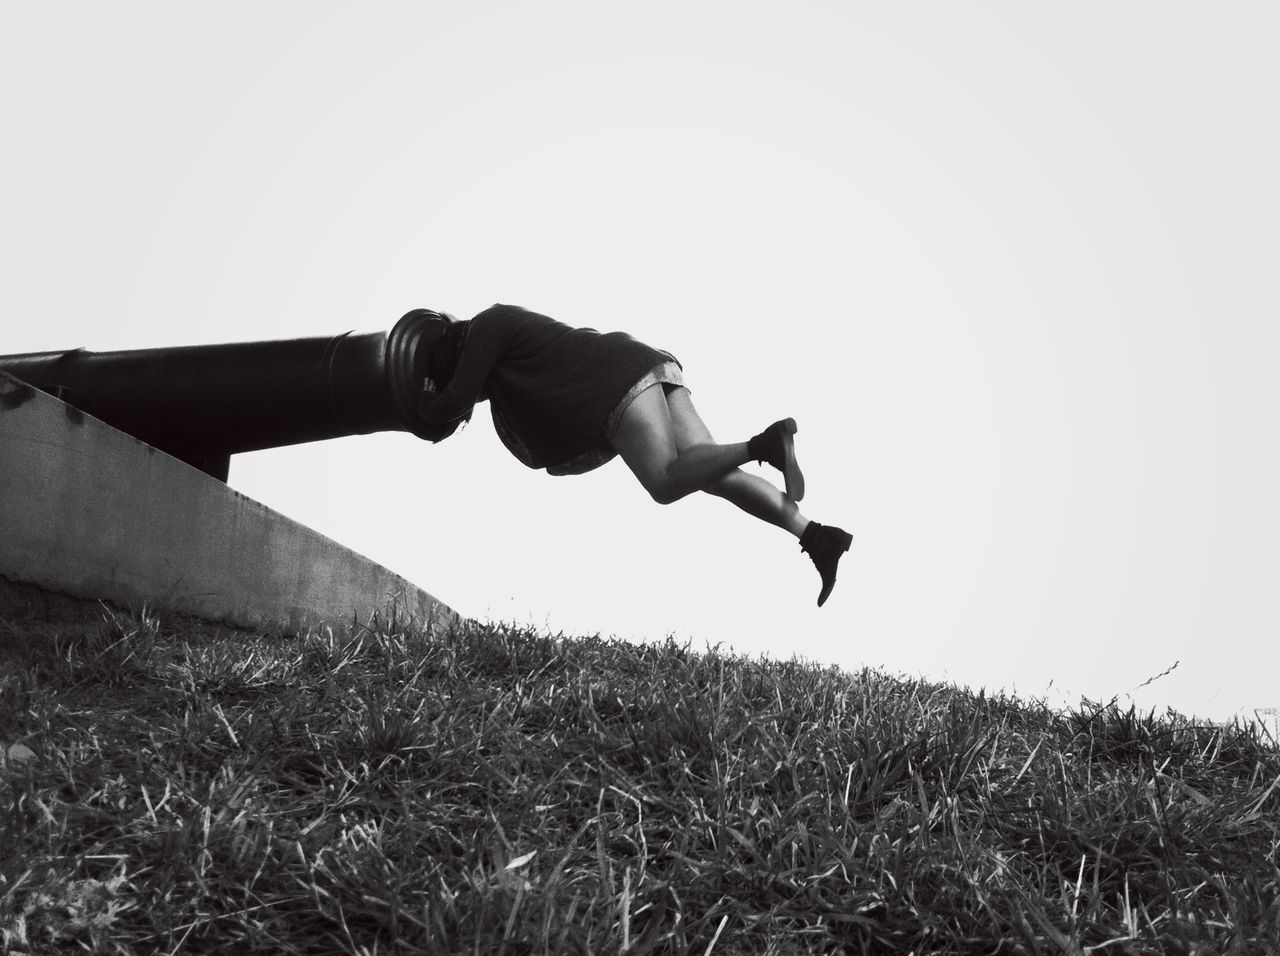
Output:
412 303 852 606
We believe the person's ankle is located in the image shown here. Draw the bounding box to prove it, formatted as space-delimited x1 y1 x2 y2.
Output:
799 520 821 549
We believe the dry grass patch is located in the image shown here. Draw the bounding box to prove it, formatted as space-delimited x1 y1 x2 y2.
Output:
1 609 1277 953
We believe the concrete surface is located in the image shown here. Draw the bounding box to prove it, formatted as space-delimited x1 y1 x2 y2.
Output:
0 371 458 635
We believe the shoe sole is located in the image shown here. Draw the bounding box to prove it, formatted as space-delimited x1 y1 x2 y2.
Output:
779 418 805 502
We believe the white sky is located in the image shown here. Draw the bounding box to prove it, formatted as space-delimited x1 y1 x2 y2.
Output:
3 3 1277 725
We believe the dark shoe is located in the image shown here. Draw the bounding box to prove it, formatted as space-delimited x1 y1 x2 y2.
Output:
748 418 805 501
800 522 852 607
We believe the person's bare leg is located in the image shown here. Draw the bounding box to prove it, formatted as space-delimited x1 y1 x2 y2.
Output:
706 470 809 538
657 385 851 606
665 387 808 537
610 384 753 504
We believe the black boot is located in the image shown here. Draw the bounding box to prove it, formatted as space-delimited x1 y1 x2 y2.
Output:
800 521 852 607
747 418 804 501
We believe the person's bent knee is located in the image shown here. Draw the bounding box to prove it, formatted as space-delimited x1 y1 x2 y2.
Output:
647 480 682 506
638 470 689 505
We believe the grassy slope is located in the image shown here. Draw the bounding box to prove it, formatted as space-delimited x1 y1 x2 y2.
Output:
0 609 1278 955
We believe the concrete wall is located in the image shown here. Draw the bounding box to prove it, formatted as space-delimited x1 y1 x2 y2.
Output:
0 371 458 635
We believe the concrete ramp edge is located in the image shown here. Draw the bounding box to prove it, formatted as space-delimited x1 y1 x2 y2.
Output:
0 371 458 636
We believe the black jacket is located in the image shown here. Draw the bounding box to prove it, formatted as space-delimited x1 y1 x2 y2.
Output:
418 304 679 475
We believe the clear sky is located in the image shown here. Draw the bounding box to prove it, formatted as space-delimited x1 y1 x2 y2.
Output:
4 3 1277 725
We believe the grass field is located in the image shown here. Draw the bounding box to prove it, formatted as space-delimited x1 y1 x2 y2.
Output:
1 608 1278 954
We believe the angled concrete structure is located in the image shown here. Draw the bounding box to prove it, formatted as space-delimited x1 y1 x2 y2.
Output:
0 371 457 635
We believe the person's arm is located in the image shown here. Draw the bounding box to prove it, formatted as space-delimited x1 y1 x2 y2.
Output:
418 306 525 423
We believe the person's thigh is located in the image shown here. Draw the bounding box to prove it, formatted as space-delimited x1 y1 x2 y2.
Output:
610 383 678 489
666 385 741 498
665 385 715 452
